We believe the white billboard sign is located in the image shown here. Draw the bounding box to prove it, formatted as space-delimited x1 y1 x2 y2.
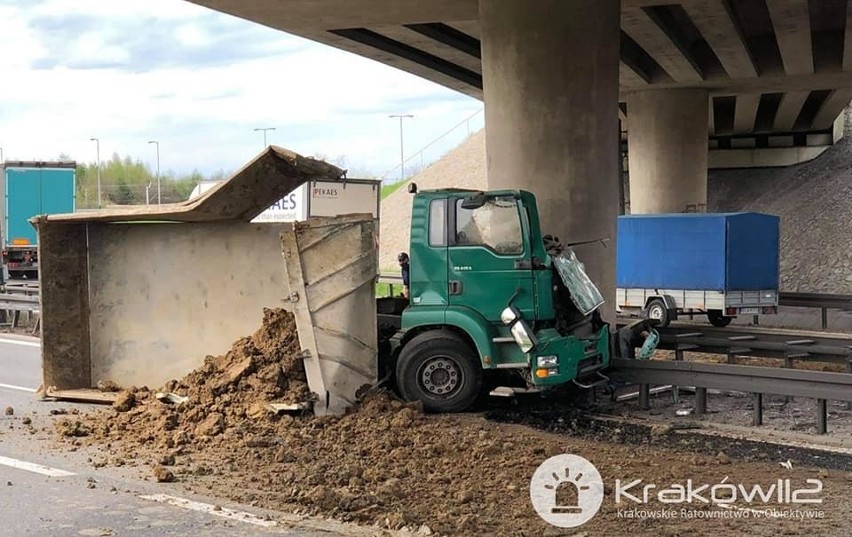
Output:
189 179 379 223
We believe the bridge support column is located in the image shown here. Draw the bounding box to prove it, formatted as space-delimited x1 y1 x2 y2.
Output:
480 0 620 313
627 89 710 214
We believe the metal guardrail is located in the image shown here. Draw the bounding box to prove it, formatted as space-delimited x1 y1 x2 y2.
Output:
377 273 405 297
0 293 40 334
0 294 39 311
611 358 852 434
4 281 40 296
612 359 852 403
0 281 42 333
656 324 852 364
779 292 852 329
780 291 852 309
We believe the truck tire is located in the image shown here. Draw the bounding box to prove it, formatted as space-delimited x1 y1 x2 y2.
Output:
645 298 670 328
708 310 732 327
395 330 482 413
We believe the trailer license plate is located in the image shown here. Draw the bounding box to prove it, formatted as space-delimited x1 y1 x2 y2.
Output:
739 307 760 314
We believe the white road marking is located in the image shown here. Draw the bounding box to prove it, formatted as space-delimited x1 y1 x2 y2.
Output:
0 337 40 348
140 494 277 527
0 383 37 393
0 455 76 477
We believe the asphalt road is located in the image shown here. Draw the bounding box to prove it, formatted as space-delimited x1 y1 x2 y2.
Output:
0 336 354 537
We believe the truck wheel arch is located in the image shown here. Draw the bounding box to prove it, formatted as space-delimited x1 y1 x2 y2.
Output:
398 324 483 366
397 307 495 368
644 294 677 312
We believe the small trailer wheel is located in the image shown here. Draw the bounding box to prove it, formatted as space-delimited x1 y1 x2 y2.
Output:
708 310 732 327
645 298 671 328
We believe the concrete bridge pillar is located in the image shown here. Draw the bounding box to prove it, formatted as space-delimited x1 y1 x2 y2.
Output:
479 0 621 310
627 89 710 214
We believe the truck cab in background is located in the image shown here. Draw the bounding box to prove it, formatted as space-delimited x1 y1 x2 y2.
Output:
382 187 654 413
1 161 76 280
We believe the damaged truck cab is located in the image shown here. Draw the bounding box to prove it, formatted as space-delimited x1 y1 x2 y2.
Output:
385 188 638 413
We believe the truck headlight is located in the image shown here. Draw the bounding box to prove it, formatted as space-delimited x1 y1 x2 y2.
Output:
536 355 558 368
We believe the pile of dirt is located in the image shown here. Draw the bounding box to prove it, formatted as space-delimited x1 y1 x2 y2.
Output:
167 307 310 409
55 307 310 450
53 310 852 535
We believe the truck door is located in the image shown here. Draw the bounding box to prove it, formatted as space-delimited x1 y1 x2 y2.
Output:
447 195 535 322
40 168 76 214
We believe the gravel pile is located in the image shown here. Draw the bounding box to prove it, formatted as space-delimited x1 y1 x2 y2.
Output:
709 129 852 292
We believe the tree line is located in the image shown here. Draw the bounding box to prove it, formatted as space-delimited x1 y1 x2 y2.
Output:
72 153 229 209
68 152 383 209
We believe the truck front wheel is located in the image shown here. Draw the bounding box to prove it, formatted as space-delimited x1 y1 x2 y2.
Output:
708 310 732 327
396 330 482 413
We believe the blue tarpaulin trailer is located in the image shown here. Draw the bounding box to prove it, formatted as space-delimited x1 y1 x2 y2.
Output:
615 212 780 327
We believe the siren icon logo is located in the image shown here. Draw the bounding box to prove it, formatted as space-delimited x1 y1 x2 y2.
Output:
530 454 604 528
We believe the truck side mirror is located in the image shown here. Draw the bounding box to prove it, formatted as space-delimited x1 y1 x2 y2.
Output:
500 306 537 353
408 183 418 194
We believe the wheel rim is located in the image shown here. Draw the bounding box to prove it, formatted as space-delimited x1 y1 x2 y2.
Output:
648 305 664 320
418 356 463 397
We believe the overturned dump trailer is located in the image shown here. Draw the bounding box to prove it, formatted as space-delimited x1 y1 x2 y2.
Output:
36 146 378 415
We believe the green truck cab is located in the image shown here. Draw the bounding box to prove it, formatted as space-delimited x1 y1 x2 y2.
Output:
382 187 653 412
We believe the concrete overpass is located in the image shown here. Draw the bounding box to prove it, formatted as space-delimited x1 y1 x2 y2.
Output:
188 0 852 310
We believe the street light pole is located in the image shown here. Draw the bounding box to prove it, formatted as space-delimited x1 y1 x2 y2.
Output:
389 114 413 182
148 140 160 204
253 127 276 148
89 137 101 208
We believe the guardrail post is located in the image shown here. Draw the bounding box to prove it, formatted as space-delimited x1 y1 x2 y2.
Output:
672 350 684 404
639 384 650 410
821 308 828 330
847 358 852 411
695 387 707 414
752 393 763 426
752 314 759 326
816 399 827 434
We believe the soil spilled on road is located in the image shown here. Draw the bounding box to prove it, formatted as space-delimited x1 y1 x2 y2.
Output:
53 309 852 536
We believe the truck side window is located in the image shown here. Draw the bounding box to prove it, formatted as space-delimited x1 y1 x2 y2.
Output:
455 197 523 255
429 199 447 246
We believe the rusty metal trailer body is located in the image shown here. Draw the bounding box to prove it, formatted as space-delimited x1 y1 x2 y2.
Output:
36 147 378 414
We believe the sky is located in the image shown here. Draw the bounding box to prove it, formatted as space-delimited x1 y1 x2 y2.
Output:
0 0 484 179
